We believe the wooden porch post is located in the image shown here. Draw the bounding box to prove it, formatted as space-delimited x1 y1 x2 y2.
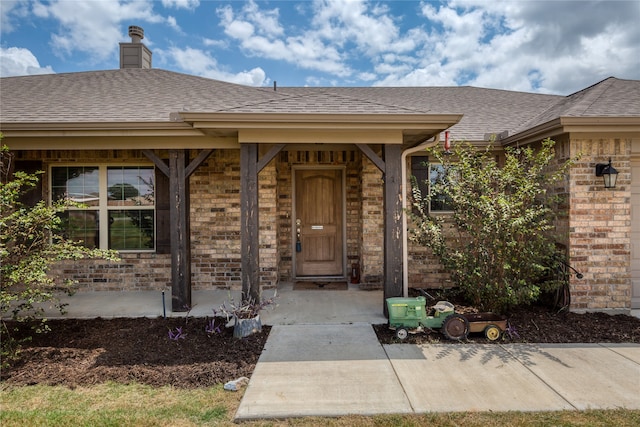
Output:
240 143 285 302
169 150 191 311
383 145 404 316
241 144 260 302
142 148 213 312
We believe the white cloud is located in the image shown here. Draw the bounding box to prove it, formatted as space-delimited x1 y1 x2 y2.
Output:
31 0 169 61
166 16 180 31
371 0 640 93
162 46 267 86
217 1 351 77
0 0 28 33
0 46 55 77
161 0 199 10
203 38 227 48
311 0 412 56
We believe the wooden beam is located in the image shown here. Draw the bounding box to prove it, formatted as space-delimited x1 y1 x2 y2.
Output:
144 148 213 311
240 144 260 302
257 144 285 172
169 150 191 312
356 143 386 173
142 149 169 176
383 144 403 316
185 149 213 178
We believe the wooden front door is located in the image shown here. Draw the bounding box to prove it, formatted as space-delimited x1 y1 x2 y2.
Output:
295 169 344 277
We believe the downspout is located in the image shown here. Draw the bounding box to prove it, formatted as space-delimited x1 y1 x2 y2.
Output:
401 133 441 297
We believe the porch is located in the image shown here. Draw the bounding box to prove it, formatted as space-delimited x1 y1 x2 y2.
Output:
33 284 387 324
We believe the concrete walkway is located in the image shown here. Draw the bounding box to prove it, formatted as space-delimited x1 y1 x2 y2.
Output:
236 324 640 420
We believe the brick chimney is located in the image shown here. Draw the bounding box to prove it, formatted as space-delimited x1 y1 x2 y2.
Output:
119 26 152 69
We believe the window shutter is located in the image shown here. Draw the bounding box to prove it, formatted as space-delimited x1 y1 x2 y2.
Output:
155 166 171 254
15 160 44 207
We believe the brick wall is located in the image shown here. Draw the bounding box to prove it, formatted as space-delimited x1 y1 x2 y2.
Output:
568 136 632 310
360 151 384 288
190 149 242 289
259 152 279 289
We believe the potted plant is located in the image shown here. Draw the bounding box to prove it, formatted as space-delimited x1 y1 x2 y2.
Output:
213 292 277 338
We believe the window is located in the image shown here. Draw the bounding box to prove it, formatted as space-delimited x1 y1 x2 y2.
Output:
51 165 155 251
428 163 454 212
411 156 454 213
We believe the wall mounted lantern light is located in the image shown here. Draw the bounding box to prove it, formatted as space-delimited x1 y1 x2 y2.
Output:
595 158 618 189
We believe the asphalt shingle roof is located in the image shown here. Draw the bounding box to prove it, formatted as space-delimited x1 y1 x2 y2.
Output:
1 69 638 142
514 77 640 134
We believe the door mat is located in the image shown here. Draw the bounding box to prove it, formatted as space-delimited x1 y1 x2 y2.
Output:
293 281 348 290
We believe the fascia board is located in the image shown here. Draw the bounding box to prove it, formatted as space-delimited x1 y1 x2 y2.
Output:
0 135 239 150
179 112 463 128
504 116 640 146
0 121 202 137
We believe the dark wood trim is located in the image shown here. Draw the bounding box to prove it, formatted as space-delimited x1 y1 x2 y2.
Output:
382 145 404 316
356 143 386 173
13 160 43 207
257 144 285 172
185 149 213 178
142 149 169 176
143 149 213 311
240 144 260 302
169 150 191 311
155 167 171 254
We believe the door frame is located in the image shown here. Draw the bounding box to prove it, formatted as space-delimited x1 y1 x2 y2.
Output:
291 165 347 279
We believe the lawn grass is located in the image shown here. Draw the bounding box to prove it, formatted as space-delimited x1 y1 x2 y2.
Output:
1 383 639 426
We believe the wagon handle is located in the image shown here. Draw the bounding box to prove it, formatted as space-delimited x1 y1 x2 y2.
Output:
415 288 436 301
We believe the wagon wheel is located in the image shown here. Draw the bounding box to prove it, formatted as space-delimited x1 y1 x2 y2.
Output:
442 314 469 341
484 324 501 341
395 328 409 340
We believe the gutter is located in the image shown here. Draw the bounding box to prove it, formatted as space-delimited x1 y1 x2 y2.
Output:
401 133 441 297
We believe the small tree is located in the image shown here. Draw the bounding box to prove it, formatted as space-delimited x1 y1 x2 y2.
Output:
1 139 118 365
409 138 575 313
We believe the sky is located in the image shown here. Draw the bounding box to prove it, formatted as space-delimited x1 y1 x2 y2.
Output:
1 0 639 94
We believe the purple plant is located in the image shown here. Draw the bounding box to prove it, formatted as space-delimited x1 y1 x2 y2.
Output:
505 322 519 340
168 326 186 341
205 318 223 335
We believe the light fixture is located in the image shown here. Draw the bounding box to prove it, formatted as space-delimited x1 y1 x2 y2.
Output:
595 158 618 189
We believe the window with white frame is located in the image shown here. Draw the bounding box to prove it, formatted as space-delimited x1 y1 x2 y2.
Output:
51 165 155 251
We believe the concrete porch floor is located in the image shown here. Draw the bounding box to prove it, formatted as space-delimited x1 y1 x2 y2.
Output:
30 282 388 325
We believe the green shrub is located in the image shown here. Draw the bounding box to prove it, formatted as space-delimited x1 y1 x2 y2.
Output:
409 138 576 313
1 140 118 367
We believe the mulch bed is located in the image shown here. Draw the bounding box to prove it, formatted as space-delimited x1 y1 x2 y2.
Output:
1 317 270 389
374 304 640 344
2 304 639 389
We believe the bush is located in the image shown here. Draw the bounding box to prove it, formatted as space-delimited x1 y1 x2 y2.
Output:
1 141 118 367
409 138 576 313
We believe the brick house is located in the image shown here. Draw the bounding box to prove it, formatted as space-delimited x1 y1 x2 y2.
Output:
2 30 639 314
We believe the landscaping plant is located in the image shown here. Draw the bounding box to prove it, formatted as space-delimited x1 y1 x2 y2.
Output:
409 138 575 313
0 139 118 366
